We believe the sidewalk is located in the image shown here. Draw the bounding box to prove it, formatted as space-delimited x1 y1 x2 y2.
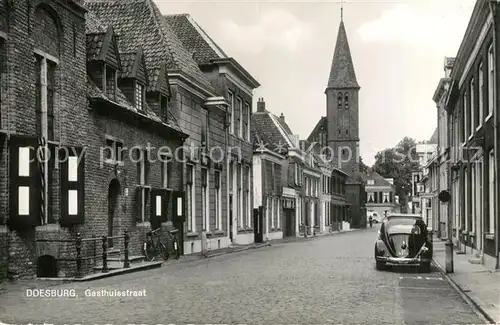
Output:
432 239 500 324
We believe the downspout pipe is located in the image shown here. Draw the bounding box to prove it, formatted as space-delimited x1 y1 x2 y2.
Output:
490 0 500 269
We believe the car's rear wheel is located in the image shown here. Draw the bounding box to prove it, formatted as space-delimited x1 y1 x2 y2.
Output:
376 261 387 270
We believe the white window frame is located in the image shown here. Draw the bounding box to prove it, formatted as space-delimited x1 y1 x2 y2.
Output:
471 164 476 234
367 180 374 185
228 91 235 134
478 62 484 130
465 168 469 232
487 44 494 121
247 166 252 228
463 91 468 145
215 170 222 230
202 167 209 231
469 78 475 140
368 192 374 202
383 192 389 203
276 197 280 229
245 103 251 141
237 98 243 138
239 163 243 228
489 150 495 234
271 196 275 229
186 164 195 232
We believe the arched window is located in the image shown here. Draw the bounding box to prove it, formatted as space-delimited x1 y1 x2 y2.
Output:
337 94 342 109
33 5 61 58
344 92 349 109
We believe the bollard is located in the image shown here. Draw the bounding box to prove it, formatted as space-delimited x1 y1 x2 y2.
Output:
123 230 130 268
76 233 82 278
102 236 108 273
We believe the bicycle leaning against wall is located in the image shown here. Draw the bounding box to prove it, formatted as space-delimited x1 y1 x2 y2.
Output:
142 228 169 261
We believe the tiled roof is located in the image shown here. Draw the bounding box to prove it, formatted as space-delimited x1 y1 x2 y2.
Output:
327 21 359 89
164 13 227 64
429 127 438 144
84 0 215 93
360 169 394 187
85 11 107 61
252 110 297 153
86 77 182 132
119 51 136 78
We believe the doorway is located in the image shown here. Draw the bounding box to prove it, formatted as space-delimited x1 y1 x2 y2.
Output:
284 209 295 237
229 195 233 242
108 179 121 248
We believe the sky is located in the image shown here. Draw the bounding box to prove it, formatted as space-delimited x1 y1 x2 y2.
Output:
156 0 477 166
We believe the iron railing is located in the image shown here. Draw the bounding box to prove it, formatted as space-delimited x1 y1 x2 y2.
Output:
35 230 131 278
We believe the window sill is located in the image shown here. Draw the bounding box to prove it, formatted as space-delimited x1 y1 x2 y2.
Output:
36 224 61 232
213 230 225 235
485 234 494 240
186 232 198 238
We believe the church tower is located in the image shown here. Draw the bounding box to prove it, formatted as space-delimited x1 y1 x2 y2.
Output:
325 8 360 176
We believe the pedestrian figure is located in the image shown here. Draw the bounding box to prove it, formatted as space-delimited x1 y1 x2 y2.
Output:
369 215 373 228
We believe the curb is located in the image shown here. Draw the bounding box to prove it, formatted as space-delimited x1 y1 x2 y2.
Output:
432 258 495 324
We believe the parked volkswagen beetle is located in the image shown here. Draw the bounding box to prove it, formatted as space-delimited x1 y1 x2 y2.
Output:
374 213 433 272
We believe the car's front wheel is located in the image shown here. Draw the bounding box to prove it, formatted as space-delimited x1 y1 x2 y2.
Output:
376 260 387 270
419 262 431 273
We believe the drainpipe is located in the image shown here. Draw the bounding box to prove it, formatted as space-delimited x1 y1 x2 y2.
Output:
490 0 500 269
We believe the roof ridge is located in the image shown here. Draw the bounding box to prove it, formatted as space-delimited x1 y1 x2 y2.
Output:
146 0 182 69
184 14 228 58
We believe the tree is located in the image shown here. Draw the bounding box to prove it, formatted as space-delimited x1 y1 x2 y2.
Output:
372 137 419 212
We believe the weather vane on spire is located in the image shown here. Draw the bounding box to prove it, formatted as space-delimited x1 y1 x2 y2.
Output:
340 0 344 21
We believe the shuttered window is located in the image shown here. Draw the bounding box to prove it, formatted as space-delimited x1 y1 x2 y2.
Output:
9 137 40 229
60 147 85 226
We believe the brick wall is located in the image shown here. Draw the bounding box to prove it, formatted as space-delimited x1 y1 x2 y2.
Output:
0 0 188 278
0 227 7 281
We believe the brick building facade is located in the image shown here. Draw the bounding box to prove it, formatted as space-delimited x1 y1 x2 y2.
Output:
443 0 499 270
0 0 260 280
165 13 260 247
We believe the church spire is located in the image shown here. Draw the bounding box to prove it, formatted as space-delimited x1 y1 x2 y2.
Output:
326 13 359 90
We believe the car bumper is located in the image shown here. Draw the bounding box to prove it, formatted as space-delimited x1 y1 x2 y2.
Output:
376 256 431 266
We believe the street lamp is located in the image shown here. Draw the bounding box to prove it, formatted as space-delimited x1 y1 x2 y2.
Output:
438 189 453 273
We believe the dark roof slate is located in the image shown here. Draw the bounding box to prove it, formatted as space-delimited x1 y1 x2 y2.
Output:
165 13 227 64
85 12 107 61
84 0 215 93
360 169 394 187
327 21 359 89
86 77 182 132
251 111 296 153
429 127 438 144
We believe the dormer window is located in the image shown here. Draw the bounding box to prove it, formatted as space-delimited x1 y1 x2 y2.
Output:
344 92 349 109
105 65 117 100
337 94 342 109
160 95 169 121
135 81 144 111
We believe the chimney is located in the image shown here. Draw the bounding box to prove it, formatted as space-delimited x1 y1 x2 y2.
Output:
257 97 266 112
279 113 285 122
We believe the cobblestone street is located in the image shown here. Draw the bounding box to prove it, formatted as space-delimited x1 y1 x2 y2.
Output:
0 227 486 324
